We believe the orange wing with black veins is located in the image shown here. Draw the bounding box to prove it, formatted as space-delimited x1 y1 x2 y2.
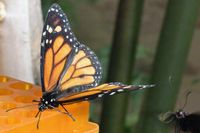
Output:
40 4 102 95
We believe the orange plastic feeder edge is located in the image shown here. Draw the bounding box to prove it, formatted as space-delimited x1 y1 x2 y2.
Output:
0 76 99 133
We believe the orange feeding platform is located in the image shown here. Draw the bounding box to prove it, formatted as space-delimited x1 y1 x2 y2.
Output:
0 76 99 133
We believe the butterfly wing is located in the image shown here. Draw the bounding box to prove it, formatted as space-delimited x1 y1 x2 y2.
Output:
57 83 155 103
41 3 76 92
58 42 102 94
180 113 200 133
41 4 102 94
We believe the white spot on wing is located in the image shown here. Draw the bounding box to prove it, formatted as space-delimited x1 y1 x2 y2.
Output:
55 26 62 32
42 31 46 36
117 89 124 92
46 25 49 30
48 27 53 33
46 39 49 44
110 92 116 95
75 48 78 53
123 85 132 89
104 91 109 94
98 94 104 98
95 83 98 86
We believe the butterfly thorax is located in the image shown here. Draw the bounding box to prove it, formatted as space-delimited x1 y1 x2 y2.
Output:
39 92 59 111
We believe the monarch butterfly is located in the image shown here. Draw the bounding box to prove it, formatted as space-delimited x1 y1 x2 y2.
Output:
159 92 200 133
7 3 154 128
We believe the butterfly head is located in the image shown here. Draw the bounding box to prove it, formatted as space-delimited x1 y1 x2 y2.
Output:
38 93 59 111
175 109 188 119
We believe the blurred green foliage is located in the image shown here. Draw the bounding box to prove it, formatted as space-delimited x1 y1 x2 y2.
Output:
90 44 152 125
136 0 200 132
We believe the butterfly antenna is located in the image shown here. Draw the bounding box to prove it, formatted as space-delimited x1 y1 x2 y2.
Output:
6 104 38 112
181 91 192 109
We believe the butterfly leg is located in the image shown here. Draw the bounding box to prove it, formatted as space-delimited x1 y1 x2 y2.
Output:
174 124 177 133
47 104 76 121
36 111 42 129
35 110 40 118
174 122 180 133
60 104 76 121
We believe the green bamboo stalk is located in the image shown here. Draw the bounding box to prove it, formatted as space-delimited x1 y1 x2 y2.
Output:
136 0 200 133
100 0 145 133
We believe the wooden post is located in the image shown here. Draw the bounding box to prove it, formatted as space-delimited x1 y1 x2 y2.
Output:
0 0 43 83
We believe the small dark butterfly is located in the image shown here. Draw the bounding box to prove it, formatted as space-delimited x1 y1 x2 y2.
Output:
159 91 200 133
159 109 200 133
7 3 155 128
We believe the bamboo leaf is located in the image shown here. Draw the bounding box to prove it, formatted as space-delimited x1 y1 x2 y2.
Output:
100 0 145 132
